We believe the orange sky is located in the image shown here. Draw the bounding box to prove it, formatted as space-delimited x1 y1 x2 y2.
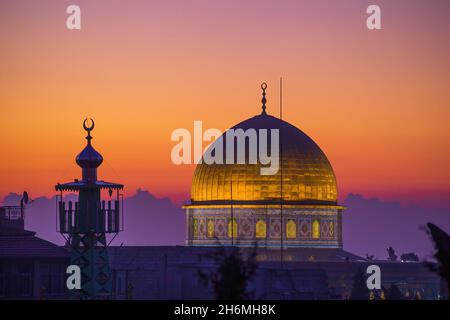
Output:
1 0 449 207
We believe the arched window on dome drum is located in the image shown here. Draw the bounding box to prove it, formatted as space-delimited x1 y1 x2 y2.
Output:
193 218 198 238
255 219 266 238
312 219 320 239
207 219 214 238
228 218 237 239
286 219 297 239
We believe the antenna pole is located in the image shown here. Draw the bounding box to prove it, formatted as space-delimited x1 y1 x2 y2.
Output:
279 77 283 119
231 173 234 247
279 77 284 266
280 142 283 268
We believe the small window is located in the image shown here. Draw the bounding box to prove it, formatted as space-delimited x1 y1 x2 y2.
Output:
228 218 237 239
286 219 297 239
193 218 198 238
256 219 266 238
312 220 320 239
207 219 214 238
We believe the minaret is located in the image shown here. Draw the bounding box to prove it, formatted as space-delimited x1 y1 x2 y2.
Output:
56 118 123 297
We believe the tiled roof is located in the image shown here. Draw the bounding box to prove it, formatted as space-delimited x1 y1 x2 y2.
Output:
0 233 69 258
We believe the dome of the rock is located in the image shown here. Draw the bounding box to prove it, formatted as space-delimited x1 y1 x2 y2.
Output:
184 83 344 248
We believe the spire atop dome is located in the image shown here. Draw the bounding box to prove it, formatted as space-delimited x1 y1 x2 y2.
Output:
76 118 103 182
261 82 267 115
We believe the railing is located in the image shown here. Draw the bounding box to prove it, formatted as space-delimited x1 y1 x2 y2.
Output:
0 206 24 220
58 200 121 234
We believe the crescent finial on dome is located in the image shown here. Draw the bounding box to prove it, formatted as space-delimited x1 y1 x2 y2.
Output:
261 82 267 115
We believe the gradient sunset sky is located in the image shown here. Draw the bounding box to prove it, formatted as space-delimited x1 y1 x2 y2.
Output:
1 0 449 208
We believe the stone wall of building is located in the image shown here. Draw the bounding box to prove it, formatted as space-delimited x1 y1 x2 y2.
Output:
108 246 443 300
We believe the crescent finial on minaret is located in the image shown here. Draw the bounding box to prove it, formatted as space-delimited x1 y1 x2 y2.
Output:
83 118 95 132
83 118 95 143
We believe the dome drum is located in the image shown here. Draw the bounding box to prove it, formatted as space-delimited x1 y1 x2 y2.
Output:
185 206 344 249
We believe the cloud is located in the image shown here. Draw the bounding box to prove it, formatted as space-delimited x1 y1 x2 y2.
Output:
113 189 185 246
3 189 185 246
342 193 450 260
3 191 449 260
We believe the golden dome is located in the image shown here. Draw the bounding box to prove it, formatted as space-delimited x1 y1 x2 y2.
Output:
191 113 338 204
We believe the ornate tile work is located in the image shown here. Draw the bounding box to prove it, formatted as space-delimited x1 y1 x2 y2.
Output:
269 217 281 238
188 207 341 248
298 219 311 238
329 221 334 237
198 218 206 238
239 217 253 239
321 220 334 238
215 218 226 238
